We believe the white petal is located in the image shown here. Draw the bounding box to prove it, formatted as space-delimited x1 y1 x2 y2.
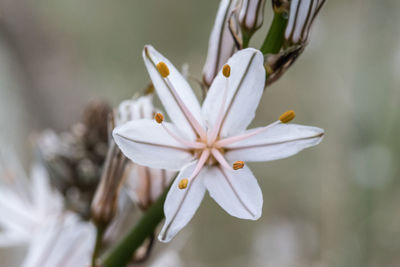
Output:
225 124 324 162
0 232 27 247
202 48 265 137
0 188 36 234
31 163 62 215
22 214 94 267
204 165 262 220
159 161 206 242
113 120 194 170
202 0 240 86
143 45 205 139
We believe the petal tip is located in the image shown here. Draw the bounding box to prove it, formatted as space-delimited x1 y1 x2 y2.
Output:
158 232 173 243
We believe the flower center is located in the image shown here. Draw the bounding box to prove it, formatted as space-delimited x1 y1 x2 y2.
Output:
153 61 251 190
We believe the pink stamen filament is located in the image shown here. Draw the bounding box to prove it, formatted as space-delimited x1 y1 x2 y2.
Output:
208 77 229 145
215 121 281 148
160 123 206 149
211 148 232 170
186 149 210 183
164 78 207 140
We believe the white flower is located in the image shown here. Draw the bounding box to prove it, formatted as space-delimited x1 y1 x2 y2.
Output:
113 45 324 242
202 0 241 87
21 214 95 267
0 159 63 247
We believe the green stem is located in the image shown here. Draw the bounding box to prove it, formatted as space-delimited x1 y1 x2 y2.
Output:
242 31 252 49
260 12 288 55
91 225 105 267
101 185 169 267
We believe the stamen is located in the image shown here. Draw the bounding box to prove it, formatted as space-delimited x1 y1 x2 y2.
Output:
178 178 188 189
154 112 164 124
159 122 206 149
211 148 232 170
279 110 296 123
222 64 231 78
233 161 244 170
156 62 170 78
215 121 280 148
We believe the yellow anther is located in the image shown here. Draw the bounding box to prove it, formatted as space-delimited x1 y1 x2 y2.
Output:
279 110 296 123
154 113 164 124
156 61 170 78
233 161 245 170
222 64 231 77
178 178 189 189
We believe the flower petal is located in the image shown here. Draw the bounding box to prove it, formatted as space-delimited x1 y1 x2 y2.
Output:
203 165 262 220
143 45 205 139
224 123 324 162
159 161 206 242
113 119 194 170
202 48 265 138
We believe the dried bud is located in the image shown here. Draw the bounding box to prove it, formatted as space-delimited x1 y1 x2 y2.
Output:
82 99 112 145
285 0 325 45
91 142 128 226
264 45 304 85
238 0 266 33
35 100 112 219
202 0 241 87
272 0 290 14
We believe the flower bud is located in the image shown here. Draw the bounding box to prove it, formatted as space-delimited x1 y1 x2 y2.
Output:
202 0 241 87
285 0 325 45
125 166 175 210
238 0 266 33
115 95 154 126
264 45 304 85
91 142 127 226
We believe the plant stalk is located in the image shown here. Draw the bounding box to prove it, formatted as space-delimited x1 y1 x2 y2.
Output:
260 12 288 55
101 183 170 267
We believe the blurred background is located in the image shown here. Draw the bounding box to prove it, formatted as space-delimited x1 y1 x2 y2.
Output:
0 0 399 266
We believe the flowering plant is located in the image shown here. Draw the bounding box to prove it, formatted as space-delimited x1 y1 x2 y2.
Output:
0 1 326 266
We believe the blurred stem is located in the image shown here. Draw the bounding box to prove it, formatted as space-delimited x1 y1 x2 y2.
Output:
91 225 105 267
242 31 252 49
101 182 171 267
260 12 287 55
